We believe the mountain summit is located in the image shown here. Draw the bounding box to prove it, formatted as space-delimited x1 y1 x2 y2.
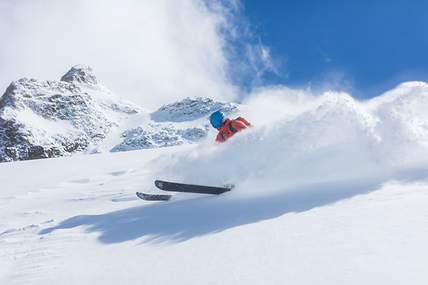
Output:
0 66 139 162
60 65 99 85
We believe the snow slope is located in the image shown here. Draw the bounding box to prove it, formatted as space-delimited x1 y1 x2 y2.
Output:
2 82 428 284
1 148 428 285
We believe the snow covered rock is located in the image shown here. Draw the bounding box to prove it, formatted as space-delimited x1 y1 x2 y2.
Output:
0 66 139 162
112 123 208 152
60 65 99 85
151 97 238 122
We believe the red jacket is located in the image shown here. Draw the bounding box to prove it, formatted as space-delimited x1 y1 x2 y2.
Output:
216 117 251 143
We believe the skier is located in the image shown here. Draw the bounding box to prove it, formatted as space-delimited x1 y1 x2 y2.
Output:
209 110 251 143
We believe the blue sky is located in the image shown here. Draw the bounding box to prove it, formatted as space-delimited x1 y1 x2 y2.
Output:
241 0 428 98
2 1 427 103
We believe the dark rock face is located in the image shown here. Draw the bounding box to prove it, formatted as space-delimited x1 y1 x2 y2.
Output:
0 66 138 162
60 65 98 85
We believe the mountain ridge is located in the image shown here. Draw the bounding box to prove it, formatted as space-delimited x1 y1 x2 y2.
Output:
0 66 238 162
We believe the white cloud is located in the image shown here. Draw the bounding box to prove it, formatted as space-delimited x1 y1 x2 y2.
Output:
0 0 248 108
248 43 278 83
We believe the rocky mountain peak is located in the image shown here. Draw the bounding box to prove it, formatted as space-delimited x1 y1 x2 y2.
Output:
0 66 139 162
60 65 98 85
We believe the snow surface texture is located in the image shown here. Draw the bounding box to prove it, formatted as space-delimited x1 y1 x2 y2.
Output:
1 145 428 285
0 67 238 162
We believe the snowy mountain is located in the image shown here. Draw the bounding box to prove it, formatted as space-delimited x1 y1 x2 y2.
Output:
111 123 209 152
151 97 237 122
0 67 238 162
112 97 238 152
0 66 140 162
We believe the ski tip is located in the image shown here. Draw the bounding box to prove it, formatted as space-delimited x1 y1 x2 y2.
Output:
136 192 172 201
154 180 165 190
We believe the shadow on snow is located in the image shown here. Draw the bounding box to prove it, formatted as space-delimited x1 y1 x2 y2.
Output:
39 178 387 244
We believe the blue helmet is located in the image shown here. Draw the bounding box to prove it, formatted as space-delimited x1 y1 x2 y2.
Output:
209 110 225 129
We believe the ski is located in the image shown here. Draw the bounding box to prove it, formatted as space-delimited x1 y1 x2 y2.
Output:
154 180 234 195
136 192 172 201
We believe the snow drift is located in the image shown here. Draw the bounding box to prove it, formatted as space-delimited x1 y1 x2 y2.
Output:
159 82 428 194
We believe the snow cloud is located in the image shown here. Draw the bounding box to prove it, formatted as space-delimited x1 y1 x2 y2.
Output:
0 0 272 108
159 82 428 195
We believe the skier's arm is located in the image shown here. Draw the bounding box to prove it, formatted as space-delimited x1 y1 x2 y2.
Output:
235 117 251 127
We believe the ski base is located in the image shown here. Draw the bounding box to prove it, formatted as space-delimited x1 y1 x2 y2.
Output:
136 192 172 201
155 180 233 195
